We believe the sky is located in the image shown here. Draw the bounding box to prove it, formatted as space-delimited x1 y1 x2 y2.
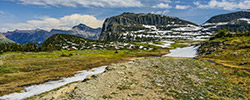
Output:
0 0 249 32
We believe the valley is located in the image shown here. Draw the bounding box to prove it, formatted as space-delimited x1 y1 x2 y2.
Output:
0 9 249 100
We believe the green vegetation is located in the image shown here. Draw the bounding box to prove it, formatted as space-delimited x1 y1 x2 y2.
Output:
169 40 204 49
197 30 250 99
146 58 250 99
0 43 40 54
130 42 162 49
152 41 163 45
198 30 250 69
0 49 169 96
174 40 204 44
170 43 189 48
0 33 15 44
0 34 164 55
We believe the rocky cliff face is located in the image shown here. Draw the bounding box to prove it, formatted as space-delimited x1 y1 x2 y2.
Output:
99 13 211 42
202 10 250 32
0 32 15 44
3 24 101 44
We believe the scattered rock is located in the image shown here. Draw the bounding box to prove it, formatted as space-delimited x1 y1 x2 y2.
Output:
33 57 245 100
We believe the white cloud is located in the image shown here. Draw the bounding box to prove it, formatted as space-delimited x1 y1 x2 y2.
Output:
195 0 250 10
11 0 144 8
153 10 170 15
193 1 200 5
152 3 172 9
0 14 104 32
175 5 190 9
175 1 181 3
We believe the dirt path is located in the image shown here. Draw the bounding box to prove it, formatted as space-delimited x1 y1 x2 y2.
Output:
31 57 230 100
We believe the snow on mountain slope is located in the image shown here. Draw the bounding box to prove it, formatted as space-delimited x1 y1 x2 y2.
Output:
118 24 211 41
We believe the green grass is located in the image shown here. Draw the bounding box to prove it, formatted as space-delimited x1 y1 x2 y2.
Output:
174 40 204 43
152 41 164 45
131 42 162 49
169 40 204 48
198 36 250 69
0 49 169 96
146 57 250 99
170 43 189 48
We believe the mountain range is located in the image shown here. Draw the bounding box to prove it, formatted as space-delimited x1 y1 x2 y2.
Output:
99 12 210 42
1 10 250 44
99 10 250 42
3 24 101 44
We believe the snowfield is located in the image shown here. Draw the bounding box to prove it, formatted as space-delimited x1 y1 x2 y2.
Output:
163 46 199 58
120 24 212 41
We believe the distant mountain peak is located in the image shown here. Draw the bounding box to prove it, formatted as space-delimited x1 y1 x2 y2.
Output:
73 23 88 28
72 23 101 30
3 23 102 44
202 10 250 32
206 10 250 23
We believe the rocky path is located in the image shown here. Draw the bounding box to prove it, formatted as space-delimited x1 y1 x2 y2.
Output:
32 57 223 100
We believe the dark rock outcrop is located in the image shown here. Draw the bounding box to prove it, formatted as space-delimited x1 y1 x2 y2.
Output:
99 13 199 41
202 10 250 32
206 10 250 23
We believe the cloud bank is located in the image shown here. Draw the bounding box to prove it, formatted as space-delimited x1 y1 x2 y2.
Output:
194 0 250 10
175 5 190 10
0 14 103 32
11 0 144 8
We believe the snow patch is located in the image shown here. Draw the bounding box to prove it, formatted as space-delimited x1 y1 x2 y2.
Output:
163 46 199 58
0 66 107 100
238 18 250 24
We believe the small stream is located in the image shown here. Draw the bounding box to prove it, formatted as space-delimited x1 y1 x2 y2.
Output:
0 66 107 100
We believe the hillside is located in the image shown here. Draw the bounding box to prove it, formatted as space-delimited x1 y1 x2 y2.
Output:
99 13 211 42
198 30 250 69
41 34 159 51
0 33 15 44
202 10 250 32
3 24 101 44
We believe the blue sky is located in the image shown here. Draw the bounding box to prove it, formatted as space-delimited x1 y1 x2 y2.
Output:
0 0 249 32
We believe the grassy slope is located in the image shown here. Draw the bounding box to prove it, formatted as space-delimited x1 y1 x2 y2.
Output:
195 33 250 99
198 36 250 69
0 49 169 96
0 33 15 44
170 40 204 48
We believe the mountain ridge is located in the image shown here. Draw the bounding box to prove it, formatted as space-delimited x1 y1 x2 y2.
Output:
99 12 210 42
3 24 101 44
202 10 250 32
